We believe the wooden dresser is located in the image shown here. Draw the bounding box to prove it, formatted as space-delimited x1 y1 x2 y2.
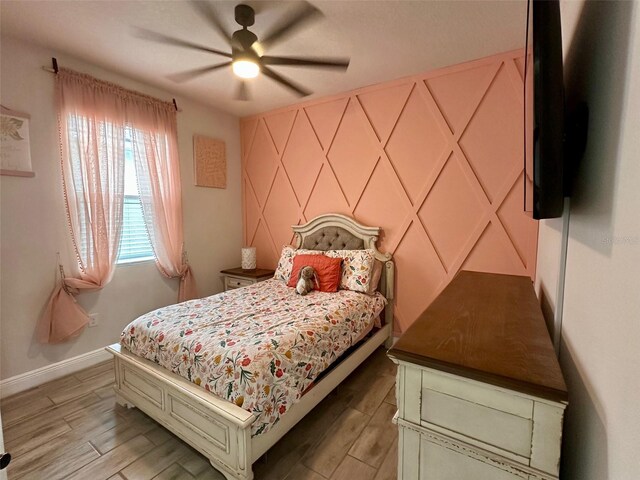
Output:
388 271 567 480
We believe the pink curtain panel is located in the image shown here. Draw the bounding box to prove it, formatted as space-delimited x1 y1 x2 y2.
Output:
38 68 196 344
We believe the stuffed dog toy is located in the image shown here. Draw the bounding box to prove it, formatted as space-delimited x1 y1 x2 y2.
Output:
295 266 319 296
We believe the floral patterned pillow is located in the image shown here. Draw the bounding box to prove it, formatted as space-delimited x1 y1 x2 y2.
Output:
273 245 323 282
325 249 377 293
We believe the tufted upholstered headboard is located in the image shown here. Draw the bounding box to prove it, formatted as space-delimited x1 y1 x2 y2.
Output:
292 214 394 340
300 226 365 251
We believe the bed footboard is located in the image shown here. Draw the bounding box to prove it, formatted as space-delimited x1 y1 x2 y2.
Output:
107 344 255 480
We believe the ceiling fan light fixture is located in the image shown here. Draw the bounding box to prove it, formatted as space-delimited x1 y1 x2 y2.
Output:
232 59 260 79
148 2 350 99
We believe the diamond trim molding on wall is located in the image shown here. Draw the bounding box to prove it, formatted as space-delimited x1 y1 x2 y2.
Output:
240 50 538 333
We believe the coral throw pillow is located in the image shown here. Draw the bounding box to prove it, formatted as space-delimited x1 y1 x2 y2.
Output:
287 254 342 293
273 245 323 282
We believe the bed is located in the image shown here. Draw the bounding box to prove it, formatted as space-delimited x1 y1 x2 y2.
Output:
106 214 395 480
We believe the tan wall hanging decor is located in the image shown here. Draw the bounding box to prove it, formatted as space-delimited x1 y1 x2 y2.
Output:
194 134 226 188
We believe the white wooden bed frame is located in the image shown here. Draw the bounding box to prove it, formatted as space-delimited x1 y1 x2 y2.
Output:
106 214 394 480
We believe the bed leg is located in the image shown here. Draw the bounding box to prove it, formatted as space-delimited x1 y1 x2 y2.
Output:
115 393 136 410
210 460 253 480
384 336 394 349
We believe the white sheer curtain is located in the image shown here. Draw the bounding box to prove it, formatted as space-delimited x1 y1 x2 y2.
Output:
131 122 197 302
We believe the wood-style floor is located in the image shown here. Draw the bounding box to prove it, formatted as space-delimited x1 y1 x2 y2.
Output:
1 347 398 480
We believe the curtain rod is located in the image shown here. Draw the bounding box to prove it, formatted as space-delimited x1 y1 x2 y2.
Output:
41 57 182 112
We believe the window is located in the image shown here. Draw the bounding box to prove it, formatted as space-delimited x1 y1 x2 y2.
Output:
55 68 195 310
118 135 154 263
67 118 154 264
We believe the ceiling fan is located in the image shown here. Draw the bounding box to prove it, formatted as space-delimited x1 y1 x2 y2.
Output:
137 1 350 101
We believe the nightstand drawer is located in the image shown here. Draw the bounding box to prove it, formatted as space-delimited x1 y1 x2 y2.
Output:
220 267 275 292
225 276 254 290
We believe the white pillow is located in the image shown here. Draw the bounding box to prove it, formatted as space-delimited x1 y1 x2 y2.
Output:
273 246 322 282
325 249 377 293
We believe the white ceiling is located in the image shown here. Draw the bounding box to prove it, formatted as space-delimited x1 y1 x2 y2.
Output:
0 0 527 117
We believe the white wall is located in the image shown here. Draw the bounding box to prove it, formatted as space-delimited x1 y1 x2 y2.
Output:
536 1 640 478
534 214 566 343
0 36 242 380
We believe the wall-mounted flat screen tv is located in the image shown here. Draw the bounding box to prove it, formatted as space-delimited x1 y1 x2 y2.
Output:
524 0 565 219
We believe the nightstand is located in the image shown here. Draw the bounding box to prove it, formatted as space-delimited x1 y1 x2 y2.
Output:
220 268 275 291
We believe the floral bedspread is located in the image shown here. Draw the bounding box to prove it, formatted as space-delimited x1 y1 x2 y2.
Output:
120 279 386 436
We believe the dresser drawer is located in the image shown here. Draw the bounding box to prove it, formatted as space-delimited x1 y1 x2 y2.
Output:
421 389 533 459
420 369 534 461
420 438 528 480
225 276 254 290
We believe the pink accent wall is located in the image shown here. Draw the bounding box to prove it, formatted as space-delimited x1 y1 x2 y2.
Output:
240 50 537 333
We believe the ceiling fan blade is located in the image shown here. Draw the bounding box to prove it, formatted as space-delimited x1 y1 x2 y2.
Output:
262 66 311 97
261 2 322 50
134 28 232 58
261 55 350 70
235 81 251 101
166 62 231 83
190 1 233 47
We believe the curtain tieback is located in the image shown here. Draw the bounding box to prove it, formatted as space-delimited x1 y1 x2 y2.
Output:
59 264 72 294
178 258 198 303
37 262 90 344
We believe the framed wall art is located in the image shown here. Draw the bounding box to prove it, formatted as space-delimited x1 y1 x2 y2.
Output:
1 105 34 177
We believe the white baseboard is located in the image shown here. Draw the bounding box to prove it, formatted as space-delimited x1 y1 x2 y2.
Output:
0 347 112 399
0 335 399 400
